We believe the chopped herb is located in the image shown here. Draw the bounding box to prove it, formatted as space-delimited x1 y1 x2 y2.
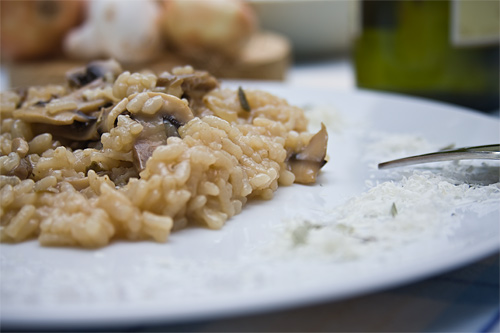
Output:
439 143 456 151
391 202 398 217
238 86 250 112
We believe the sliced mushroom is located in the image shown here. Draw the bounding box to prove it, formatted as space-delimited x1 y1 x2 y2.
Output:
157 70 219 96
13 105 93 126
288 123 328 184
77 98 111 113
34 115 99 141
5 158 33 180
155 73 184 98
126 92 194 124
63 78 112 112
132 116 176 172
66 59 123 88
14 77 108 122
156 70 219 114
12 76 116 141
128 93 194 172
133 139 164 172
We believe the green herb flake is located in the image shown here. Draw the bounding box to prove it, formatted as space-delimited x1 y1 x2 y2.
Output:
439 143 456 151
238 86 251 112
391 202 398 217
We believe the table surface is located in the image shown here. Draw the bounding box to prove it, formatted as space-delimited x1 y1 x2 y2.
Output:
1 60 498 332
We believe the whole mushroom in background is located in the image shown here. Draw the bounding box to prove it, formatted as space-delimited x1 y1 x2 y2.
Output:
63 0 163 64
161 0 257 64
0 0 83 61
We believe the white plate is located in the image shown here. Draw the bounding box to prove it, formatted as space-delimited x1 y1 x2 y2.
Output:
2 85 499 330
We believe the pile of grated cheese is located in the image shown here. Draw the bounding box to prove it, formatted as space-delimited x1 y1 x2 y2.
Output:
272 134 500 261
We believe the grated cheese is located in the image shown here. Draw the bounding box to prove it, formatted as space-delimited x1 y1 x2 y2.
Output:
272 135 500 261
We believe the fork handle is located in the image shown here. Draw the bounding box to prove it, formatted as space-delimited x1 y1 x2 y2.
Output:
378 144 500 169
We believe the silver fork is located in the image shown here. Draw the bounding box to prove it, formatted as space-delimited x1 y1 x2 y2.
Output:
378 144 500 169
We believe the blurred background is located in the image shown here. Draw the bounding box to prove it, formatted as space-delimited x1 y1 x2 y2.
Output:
0 0 499 113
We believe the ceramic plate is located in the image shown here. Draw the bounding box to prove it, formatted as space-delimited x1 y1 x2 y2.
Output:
2 84 499 330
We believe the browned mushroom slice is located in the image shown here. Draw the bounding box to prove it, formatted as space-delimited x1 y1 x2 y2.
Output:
155 73 184 98
156 70 219 113
178 71 220 98
132 116 169 171
64 78 113 114
34 115 100 141
13 105 92 125
126 92 194 124
13 77 114 141
4 158 33 180
129 93 194 172
131 117 182 171
288 123 328 184
77 99 110 113
157 70 219 96
66 59 123 88
133 139 163 171
13 78 107 125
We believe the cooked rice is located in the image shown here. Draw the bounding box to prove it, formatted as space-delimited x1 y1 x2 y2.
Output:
0 61 325 248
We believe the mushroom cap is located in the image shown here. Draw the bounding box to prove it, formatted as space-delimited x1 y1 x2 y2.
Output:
161 0 257 59
289 123 328 184
126 92 194 125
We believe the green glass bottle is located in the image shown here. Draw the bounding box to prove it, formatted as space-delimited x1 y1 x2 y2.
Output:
354 0 499 112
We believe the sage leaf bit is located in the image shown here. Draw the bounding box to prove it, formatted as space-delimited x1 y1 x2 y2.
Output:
238 86 251 112
391 202 398 218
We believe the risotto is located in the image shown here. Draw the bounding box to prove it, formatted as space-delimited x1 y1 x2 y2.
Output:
0 59 327 247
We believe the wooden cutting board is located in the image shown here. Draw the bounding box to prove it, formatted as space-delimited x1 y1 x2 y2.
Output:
5 32 291 89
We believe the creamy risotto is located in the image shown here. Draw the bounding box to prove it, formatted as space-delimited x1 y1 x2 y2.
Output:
0 60 327 247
